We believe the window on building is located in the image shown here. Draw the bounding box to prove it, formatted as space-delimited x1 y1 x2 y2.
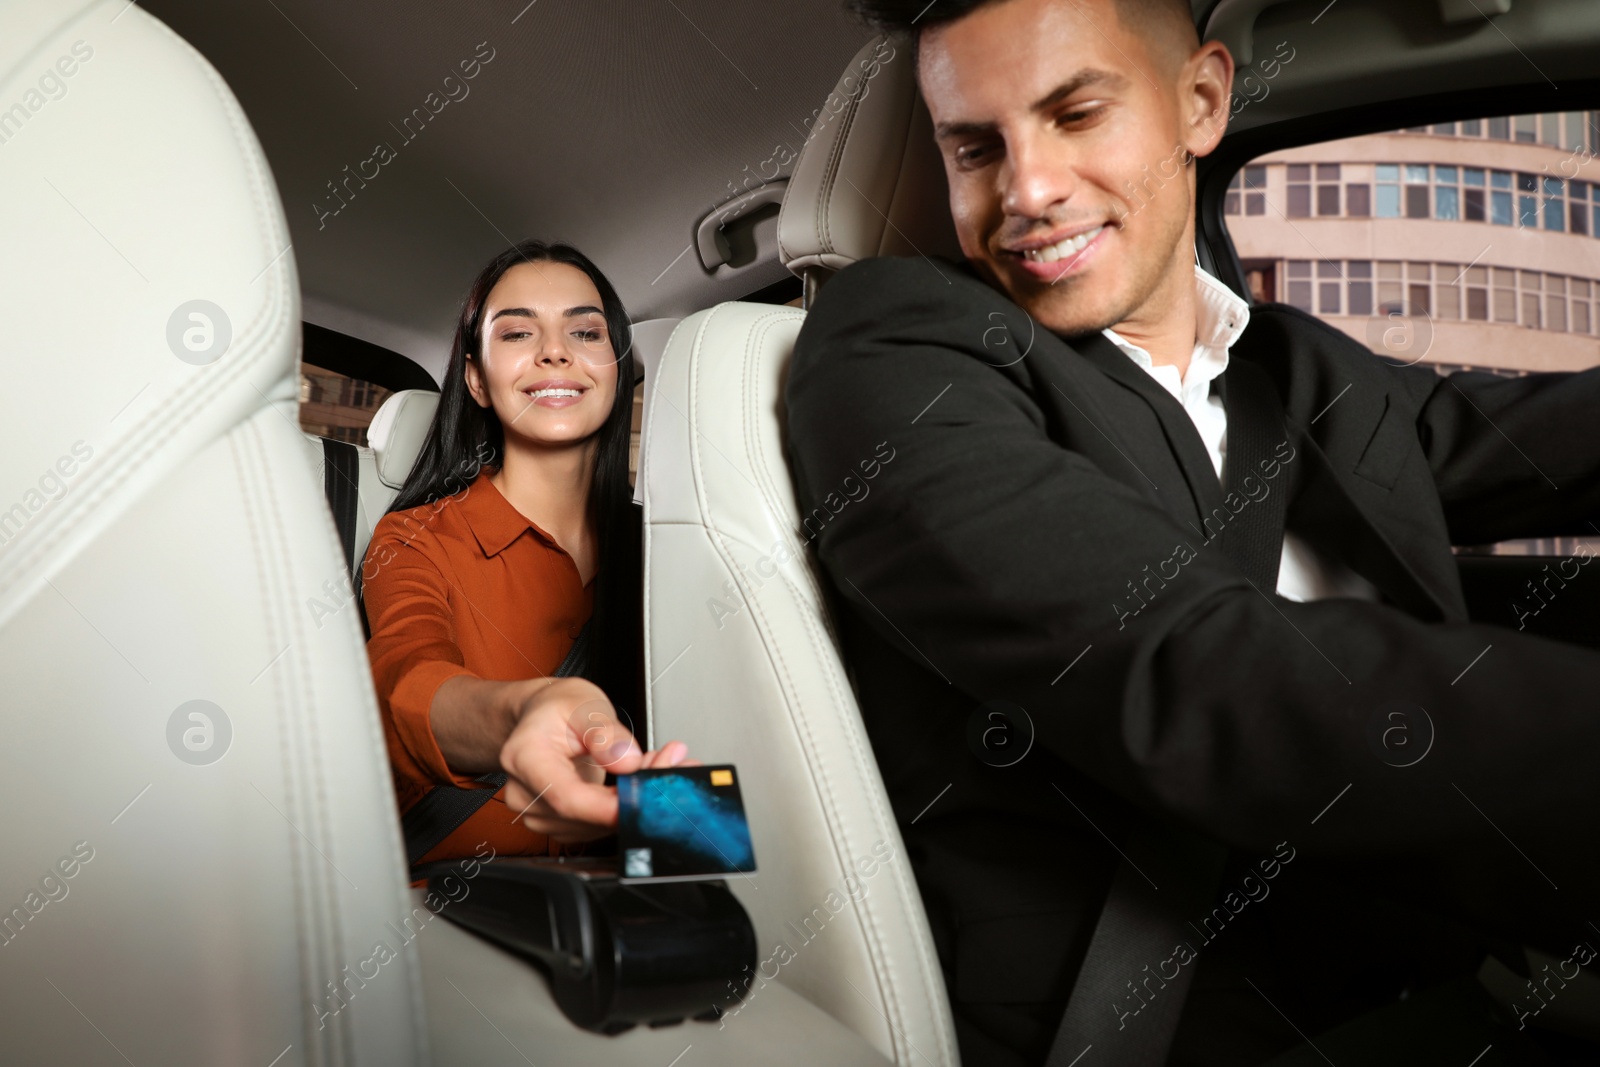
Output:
1491 170 1514 225
1540 113 1563 148
1407 262 1432 317
1465 266 1489 321
1515 114 1537 143
1488 116 1511 140
1316 164 1341 215
1542 176 1565 232
1546 275 1568 332
1517 172 1539 228
1348 260 1373 316
1435 264 1461 320
1404 165 1430 218
1463 167 1486 221
1287 164 1312 217
1493 268 1517 322
1287 259 1313 311
1245 165 1266 214
1565 112 1589 153
1520 270 1542 328
1376 164 1401 218
1317 260 1343 313
1346 182 1371 216
1377 260 1403 314
1435 165 1460 220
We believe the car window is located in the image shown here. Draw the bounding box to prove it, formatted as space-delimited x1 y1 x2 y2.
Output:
299 363 392 447
630 380 643 486
1227 111 1600 557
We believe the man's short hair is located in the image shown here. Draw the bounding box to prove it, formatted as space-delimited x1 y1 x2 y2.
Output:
848 0 1200 66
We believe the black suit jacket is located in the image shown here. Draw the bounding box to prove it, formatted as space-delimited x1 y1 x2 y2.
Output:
783 256 1600 1066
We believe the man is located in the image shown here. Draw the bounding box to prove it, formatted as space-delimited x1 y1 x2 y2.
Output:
781 0 1600 1063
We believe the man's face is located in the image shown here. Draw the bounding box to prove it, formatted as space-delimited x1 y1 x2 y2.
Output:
921 0 1226 335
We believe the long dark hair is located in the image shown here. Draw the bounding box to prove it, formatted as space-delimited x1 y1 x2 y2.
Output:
385 240 640 718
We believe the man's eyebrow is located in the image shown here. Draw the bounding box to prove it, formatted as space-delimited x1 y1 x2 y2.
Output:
933 69 1127 140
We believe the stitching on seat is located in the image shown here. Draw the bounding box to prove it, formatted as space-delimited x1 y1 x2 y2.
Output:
254 415 361 1067
733 314 931 1066
676 305 954 1067
232 424 341 1067
814 60 871 263
732 309 956 1067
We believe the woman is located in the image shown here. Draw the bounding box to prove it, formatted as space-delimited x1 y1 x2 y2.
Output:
362 240 689 867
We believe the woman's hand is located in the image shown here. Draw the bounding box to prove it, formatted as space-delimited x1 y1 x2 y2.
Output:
498 677 698 844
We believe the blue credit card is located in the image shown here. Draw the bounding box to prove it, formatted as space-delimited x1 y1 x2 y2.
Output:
615 765 756 882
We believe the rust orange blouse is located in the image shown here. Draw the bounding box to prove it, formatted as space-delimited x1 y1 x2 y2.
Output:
362 468 591 865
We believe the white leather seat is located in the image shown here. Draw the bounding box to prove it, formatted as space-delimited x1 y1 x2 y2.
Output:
367 389 441 493
0 2 426 1064
641 35 964 1067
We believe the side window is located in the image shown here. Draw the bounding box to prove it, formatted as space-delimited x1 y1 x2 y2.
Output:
630 380 644 486
1226 111 1600 556
299 363 392 446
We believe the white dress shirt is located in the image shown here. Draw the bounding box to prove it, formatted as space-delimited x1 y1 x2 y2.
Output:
1102 266 1377 603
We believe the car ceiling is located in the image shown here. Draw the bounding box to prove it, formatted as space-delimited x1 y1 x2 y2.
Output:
142 0 877 378
145 0 1596 381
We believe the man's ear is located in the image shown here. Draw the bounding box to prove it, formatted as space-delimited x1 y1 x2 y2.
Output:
463 354 491 408
1182 40 1235 161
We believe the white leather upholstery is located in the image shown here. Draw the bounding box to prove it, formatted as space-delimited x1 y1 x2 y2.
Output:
367 388 440 491
643 304 959 1067
777 35 961 278
0 4 424 1064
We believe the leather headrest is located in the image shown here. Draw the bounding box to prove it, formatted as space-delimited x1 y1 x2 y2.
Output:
0 0 299 618
778 34 962 278
368 389 440 489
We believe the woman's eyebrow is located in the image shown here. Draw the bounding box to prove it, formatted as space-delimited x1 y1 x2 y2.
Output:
489 307 535 322
565 305 604 318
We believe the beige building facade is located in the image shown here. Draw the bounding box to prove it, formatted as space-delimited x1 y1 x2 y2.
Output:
1227 112 1600 377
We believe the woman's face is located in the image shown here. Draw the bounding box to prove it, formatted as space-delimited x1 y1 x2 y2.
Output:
464 260 620 449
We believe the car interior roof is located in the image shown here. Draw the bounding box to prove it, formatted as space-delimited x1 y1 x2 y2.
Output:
142 0 1599 382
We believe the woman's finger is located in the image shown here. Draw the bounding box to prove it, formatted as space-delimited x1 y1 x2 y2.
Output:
501 683 642 829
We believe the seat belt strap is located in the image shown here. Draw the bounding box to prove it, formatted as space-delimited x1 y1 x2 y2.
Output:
401 623 592 870
321 437 361 581
1213 358 1297 593
1045 823 1228 1066
1046 354 1298 1065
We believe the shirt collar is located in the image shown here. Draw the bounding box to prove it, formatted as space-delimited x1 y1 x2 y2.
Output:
458 468 556 558
1100 265 1251 384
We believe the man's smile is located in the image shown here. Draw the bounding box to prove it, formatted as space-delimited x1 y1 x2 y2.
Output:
1005 221 1113 283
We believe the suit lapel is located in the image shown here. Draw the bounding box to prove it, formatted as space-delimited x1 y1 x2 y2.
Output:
1059 330 1227 532
1229 317 1462 621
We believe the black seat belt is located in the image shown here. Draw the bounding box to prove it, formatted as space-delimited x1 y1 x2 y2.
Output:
1046 823 1229 1066
401 623 592 872
321 437 360 580
1046 356 1297 1066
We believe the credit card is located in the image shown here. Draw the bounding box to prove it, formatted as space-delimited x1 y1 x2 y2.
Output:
615 764 756 882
